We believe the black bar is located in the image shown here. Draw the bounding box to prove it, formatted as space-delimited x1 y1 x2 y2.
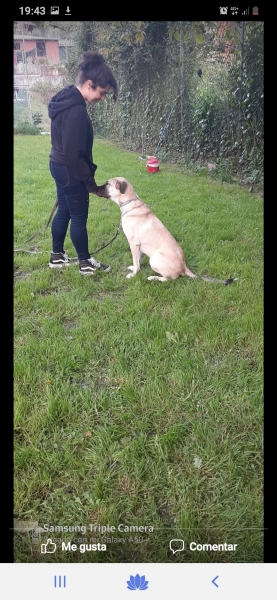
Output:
13 7 265 21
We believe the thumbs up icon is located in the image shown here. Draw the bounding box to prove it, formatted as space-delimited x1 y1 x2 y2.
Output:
41 538 57 553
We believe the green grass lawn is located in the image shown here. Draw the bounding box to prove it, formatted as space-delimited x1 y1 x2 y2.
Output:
14 135 263 563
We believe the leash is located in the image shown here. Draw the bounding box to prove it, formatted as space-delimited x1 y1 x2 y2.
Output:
14 197 122 261
14 198 58 254
69 199 143 262
14 197 237 285
67 222 122 263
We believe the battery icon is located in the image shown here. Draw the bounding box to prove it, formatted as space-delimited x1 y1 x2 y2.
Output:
252 6 259 15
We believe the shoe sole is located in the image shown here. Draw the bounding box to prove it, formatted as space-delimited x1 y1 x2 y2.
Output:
92 265 111 273
79 266 111 274
101 266 111 273
79 269 96 275
49 263 70 268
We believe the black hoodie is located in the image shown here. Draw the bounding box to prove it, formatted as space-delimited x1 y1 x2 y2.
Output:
48 85 97 192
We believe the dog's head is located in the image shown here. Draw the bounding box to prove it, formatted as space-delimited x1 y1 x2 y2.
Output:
96 177 135 206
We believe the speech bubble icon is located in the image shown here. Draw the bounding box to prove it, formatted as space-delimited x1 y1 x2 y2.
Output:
169 539 185 554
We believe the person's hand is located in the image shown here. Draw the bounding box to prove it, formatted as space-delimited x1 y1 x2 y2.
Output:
87 179 99 194
93 183 107 197
91 186 99 195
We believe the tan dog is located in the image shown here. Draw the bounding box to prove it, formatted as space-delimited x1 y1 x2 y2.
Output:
97 177 236 285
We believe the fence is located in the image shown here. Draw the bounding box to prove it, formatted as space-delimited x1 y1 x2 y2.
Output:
13 21 264 187
14 88 29 125
13 21 72 129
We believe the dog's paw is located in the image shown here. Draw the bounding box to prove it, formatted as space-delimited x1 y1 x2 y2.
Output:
147 276 167 282
127 266 135 271
126 272 135 278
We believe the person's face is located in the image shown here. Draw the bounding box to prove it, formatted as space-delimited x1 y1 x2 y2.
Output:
86 82 110 105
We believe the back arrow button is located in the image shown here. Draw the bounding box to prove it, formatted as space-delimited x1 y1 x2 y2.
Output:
212 575 219 588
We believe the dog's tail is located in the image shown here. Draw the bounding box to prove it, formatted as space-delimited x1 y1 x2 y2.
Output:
184 268 237 285
184 267 197 279
201 275 237 285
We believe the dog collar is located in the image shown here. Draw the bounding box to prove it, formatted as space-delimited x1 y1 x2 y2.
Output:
120 198 138 208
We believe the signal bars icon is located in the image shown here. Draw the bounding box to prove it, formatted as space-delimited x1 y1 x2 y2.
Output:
242 7 259 15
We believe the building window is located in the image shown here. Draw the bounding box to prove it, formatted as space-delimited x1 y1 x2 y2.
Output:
14 41 20 50
59 46 67 62
36 41 46 57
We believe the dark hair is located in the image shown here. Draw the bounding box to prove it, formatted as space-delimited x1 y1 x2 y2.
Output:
76 51 117 101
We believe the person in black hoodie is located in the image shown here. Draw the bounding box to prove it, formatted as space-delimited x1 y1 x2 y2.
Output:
48 52 117 275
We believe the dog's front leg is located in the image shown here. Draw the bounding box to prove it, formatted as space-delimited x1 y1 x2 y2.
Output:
126 243 141 278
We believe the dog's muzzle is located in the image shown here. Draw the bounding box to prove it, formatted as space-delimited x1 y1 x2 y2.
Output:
96 183 109 198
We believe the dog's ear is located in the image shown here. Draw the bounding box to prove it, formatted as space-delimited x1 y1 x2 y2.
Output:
116 180 128 194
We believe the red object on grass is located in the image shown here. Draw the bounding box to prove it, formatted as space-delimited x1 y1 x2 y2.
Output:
146 156 160 173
